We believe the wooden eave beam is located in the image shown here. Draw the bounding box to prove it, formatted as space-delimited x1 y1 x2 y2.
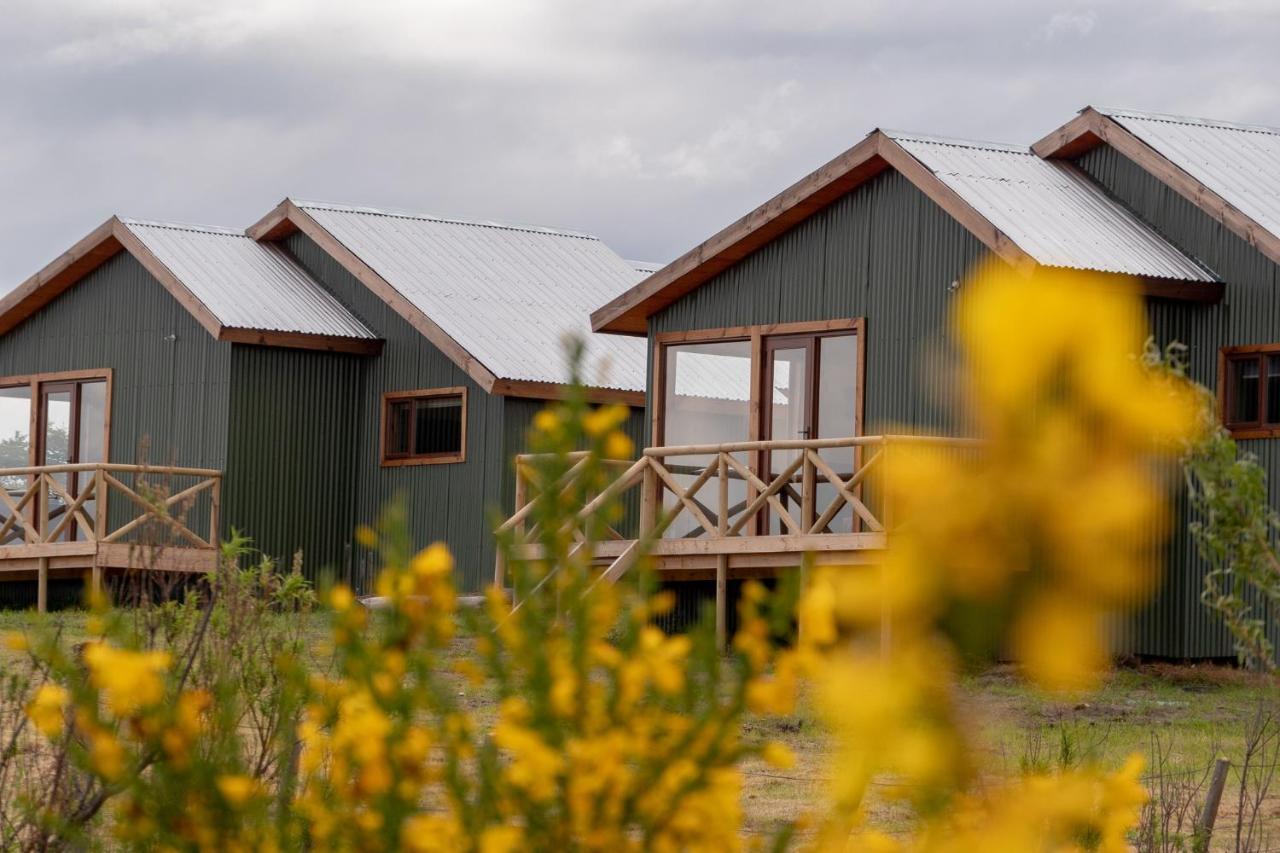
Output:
217 327 385 355
1034 107 1280 270
490 378 644 407
591 133 892 335
111 218 225 338
249 199 501 392
590 129 1049 336
0 219 124 336
1139 276 1224 303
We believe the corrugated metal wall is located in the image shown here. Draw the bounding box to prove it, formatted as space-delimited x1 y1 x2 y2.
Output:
224 345 364 579
282 233 509 593
500 396 646 538
1079 144 1280 659
0 251 232 607
646 165 1246 659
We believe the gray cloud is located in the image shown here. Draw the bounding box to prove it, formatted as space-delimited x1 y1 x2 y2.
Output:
3 0 1280 288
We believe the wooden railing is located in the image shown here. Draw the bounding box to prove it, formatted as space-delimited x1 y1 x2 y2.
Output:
496 435 981 588
0 463 222 552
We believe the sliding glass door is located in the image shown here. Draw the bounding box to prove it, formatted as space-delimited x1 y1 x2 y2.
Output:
38 379 107 541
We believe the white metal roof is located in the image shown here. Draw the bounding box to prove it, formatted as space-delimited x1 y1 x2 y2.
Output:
123 219 376 339
1100 108 1280 242
295 201 647 391
885 131 1216 282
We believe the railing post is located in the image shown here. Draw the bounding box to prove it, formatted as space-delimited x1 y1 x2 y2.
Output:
209 475 221 549
716 453 729 653
639 459 657 538
37 473 49 544
514 458 528 539
94 466 107 542
801 449 816 533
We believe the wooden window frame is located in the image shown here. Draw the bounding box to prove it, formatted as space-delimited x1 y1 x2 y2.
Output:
379 387 467 467
652 318 866 448
0 368 113 468
1220 344 1280 439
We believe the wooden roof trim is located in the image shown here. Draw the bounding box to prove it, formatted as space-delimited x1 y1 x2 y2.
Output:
0 216 386 354
0 219 124 337
591 133 890 335
1033 107 1280 268
490 378 644 407
250 200 501 393
111 218 225 338
217 327 385 356
590 131 1044 334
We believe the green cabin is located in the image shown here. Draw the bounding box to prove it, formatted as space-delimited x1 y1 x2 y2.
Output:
0 200 646 607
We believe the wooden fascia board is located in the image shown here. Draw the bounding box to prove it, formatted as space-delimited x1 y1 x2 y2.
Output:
872 132 1038 273
1139 276 1224 303
111 218 225 338
245 199 301 242
262 202 500 392
217 327 384 355
590 129 1049 335
591 133 891 335
1034 108 1280 269
490 378 645 407
0 219 124 337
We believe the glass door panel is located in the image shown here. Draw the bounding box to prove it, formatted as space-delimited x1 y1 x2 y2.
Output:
815 334 859 532
765 342 811 535
0 386 32 545
661 340 752 538
41 387 73 541
75 381 106 540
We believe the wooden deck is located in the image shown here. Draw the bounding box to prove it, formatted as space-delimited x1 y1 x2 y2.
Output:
0 463 222 610
496 435 978 643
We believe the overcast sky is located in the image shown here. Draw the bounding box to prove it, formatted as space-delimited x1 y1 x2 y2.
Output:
2 0 1278 290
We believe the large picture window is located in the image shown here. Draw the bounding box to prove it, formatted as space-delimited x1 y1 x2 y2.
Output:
654 318 864 536
381 388 466 466
1222 345 1280 438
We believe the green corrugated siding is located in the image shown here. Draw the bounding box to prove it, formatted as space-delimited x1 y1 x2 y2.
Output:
282 233 507 593
224 345 363 579
500 397 646 538
1079 144 1280 660
0 251 232 607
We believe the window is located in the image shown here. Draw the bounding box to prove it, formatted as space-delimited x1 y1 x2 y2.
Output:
381 388 466 465
1223 346 1280 437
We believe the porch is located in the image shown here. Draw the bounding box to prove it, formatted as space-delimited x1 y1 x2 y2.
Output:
495 434 979 644
0 463 223 611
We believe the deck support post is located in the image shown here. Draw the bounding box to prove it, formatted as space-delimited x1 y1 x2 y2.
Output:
37 557 48 614
91 562 103 600
715 554 728 652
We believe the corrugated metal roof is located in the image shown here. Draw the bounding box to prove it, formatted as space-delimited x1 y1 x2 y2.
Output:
123 219 376 339
628 259 663 275
885 131 1216 282
295 201 647 392
1100 107 1280 242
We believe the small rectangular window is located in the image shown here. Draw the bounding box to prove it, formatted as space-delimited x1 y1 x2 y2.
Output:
1222 347 1280 437
381 388 466 465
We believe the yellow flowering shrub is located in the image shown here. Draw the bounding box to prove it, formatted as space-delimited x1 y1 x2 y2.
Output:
797 264 1203 849
4 270 1202 850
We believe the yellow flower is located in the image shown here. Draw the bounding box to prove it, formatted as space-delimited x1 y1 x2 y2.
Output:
330 585 356 612
583 404 628 437
761 741 795 770
89 730 126 780
479 825 524 853
4 630 29 652
26 683 68 738
355 524 378 547
533 409 561 436
82 643 171 717
411 543 453 578
603 430 634 460
401 813 462 851
216 774 261 808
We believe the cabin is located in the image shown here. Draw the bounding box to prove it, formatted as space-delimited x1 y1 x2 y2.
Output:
0 201 647 608
571 108 1279 658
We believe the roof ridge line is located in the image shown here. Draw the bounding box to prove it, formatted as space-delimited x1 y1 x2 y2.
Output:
120 217 248 237
293 199 601 241
1099 107 1280 136
881 129 1030 154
